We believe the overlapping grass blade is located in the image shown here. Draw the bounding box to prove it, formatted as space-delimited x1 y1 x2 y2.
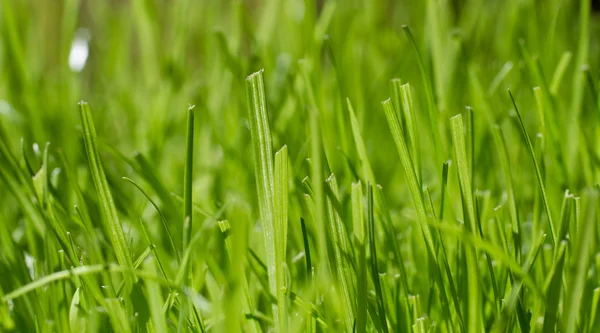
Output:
450 114 481 332
352 182 367 333
78 101 135 285
367 183 388 333
274 145 289 332
246 69 287 332
509 91 557 244
325 174 355 332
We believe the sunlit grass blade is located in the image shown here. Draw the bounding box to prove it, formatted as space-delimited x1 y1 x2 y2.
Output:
563 189 597 333
509 91 557 244
450 114 481 333
325 174 355 332
274 145 289 332
380 99 436 260
78 101 135 285
246 69 283 330
183 104 195 249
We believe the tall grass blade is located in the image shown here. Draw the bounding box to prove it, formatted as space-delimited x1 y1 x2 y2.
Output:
450 114 481 333
78 101 135 285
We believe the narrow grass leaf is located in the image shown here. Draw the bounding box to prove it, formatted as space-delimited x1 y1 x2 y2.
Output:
78 101 135 284
450 114 481 333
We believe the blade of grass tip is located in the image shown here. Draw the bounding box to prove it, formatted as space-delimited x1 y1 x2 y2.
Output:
563 188 597 333
487 61 514 96
380 99 437 261
78 101 136 285
367 183 388 333
509 90 556 245
69 288 84 333
105 298 132 333
180 103 197 333
123 177 179 262
352 182 367 333
587 288 600 332
183 104 195 250
550 51 572 96
274 145 289 332
246 69 280 330
450 114 481 333
381 98 457 325
399 83 421 184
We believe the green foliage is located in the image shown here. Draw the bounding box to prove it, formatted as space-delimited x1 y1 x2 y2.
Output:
1 0 600 332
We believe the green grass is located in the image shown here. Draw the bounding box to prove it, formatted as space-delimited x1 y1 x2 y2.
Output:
1 0 600 332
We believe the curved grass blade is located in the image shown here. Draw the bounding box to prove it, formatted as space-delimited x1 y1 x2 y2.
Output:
509 91 556 244
123 177 179 262
78 101 135 285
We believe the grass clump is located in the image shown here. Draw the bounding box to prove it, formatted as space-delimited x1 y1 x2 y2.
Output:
1 0 600 332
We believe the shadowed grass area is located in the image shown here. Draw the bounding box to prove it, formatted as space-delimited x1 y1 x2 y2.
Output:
1 0 600 332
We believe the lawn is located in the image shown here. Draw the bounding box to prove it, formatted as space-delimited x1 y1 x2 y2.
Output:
1 0 600 332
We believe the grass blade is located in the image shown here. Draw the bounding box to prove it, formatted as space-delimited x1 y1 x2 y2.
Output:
246 69 283 330
563 189 597 333
367 183 388 333
274 145 289 332
509 91 557 244
78 101 135 285
183 104 195 249
450 114 482 333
